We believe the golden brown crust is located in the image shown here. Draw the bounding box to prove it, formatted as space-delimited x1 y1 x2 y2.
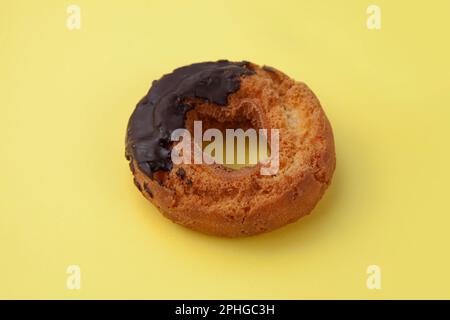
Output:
130 63 336 237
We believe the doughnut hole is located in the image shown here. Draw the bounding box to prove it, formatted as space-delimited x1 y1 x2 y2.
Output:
184 101 271 170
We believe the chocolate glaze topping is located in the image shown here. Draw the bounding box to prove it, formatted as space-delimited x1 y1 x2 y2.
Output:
125 60 255 177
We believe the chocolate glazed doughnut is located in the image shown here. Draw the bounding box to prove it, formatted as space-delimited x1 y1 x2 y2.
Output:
125 60 335 237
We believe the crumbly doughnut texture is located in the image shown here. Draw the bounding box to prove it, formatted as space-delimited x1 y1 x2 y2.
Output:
129 63 335 237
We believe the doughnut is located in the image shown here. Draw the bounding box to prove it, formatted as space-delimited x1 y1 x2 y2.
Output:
125 60 335 237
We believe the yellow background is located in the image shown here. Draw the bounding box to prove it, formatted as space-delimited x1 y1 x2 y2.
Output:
1 0 449 299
